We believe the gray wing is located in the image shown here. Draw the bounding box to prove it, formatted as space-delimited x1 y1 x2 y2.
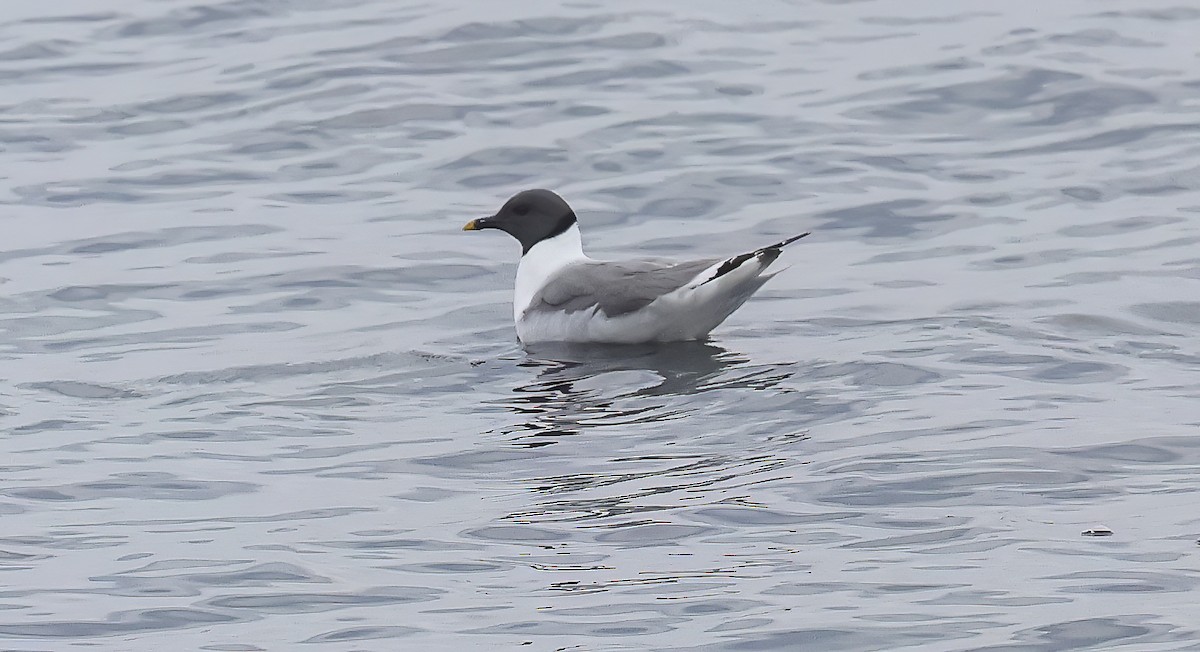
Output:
534 258 718 317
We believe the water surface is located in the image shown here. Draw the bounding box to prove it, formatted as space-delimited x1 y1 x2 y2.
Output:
2 1 1200 649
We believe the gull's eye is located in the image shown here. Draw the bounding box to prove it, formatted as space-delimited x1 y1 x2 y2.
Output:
512 203 530 216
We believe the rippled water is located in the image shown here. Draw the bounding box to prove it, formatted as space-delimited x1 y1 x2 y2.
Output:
3 1 1200 649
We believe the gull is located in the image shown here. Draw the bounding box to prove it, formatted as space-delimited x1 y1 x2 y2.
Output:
463 189 809 344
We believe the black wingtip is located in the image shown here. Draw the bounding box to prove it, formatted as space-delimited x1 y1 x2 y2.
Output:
700 231 813 286
761 232 811 252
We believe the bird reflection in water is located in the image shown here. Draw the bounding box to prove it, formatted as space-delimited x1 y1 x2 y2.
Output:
501 341 780 449
490 342 813 524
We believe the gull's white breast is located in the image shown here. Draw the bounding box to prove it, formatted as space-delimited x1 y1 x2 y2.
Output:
513 224 588 321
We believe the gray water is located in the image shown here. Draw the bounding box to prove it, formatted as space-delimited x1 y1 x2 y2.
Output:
2 1 1200 650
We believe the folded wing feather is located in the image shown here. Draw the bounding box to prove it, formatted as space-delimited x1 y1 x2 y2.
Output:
531 233 809 320
534 258 718 317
